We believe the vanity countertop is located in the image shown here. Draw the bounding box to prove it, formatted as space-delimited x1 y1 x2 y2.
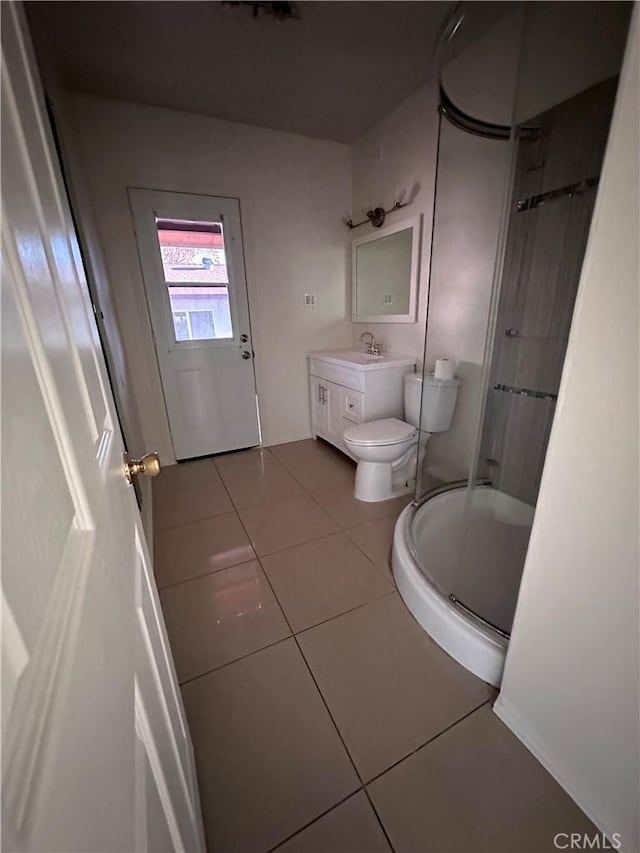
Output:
308 349 417 371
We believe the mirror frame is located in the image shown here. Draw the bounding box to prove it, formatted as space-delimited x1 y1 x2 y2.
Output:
351 213 421 324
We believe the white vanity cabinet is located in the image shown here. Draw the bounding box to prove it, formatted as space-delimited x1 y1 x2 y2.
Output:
308 350 417 456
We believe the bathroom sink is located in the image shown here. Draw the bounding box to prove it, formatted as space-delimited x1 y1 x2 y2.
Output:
308 349 417 370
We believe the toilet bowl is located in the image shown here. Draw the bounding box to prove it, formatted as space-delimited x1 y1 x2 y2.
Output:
343 372 460 503
344 418 423 502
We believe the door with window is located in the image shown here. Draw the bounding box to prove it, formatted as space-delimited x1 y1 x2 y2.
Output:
129 189 260 460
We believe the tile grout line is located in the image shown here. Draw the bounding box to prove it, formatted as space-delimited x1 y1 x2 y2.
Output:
363 696 496 788
344 519 400 586
171 451 396 684
219 444 347 556
216 461 397 851
218 454 393 847
177 635 292 688
155 504 237 535
213 466 295 639
177 590 399 687
253 449 492 850
290 589 397 638
262 790 366 853
362 786 396 853
358 701 497 853
275 443 409 556
292 633 396 853
260 442 402 582
154 459 233 532
163 446 492 853
170 456 294 690
157 554 258 593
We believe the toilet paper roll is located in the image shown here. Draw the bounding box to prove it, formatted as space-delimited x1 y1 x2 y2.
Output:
434 358 455 381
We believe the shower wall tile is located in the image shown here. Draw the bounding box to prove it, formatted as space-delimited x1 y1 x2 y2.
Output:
493 394 556 506
495 213 529 335
478 389 507 474
540 78 618 193
547 192 596 338
492 336 567 396
479 78 616 506
521 195 596 339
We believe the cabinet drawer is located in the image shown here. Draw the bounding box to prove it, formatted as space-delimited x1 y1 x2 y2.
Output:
343 391 364 423
308 359 364 392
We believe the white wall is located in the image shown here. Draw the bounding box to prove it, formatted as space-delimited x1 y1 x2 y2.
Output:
495 14 639 851
67 94 352 462
351 82 439 361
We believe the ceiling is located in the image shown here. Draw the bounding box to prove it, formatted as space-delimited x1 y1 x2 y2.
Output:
27 1 455 143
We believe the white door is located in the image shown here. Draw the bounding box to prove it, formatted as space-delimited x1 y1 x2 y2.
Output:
1 6 205 852
129 189 260 460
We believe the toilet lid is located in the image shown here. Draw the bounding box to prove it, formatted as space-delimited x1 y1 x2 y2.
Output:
343 418 417 447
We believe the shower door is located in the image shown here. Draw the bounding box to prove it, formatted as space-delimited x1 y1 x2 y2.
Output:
410 1 629 641
449 8 624 638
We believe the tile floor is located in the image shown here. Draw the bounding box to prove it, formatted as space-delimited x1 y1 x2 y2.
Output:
154 438 595 853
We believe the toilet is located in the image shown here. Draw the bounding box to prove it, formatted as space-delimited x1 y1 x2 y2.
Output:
343 373 460 502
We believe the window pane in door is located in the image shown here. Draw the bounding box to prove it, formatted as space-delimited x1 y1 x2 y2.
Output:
173 310 190 341
155 217 234 341
189 310 215 340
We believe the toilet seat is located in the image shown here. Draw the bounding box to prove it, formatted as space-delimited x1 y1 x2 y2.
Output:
343 418 417 447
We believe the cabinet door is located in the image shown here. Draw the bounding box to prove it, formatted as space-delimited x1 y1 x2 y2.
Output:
310 376 329 434
327 382 346 440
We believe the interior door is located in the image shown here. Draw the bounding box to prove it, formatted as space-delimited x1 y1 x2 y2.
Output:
129 188 260 460
1 6 204 851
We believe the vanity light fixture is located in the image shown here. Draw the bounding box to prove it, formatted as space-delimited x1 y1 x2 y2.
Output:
345 199 408 230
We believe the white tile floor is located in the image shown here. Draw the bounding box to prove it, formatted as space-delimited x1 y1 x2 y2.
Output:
154 438 595 853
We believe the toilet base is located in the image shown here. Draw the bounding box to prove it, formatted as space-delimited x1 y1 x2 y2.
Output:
354 460 416 503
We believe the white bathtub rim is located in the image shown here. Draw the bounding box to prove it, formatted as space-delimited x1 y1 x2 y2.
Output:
392 500 507 688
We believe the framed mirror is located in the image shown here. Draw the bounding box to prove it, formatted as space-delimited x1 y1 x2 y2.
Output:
351 214 421 323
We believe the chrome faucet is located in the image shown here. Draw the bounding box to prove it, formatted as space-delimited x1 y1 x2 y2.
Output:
360 331 381 356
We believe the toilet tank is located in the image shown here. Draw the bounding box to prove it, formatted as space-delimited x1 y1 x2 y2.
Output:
404 374 460 432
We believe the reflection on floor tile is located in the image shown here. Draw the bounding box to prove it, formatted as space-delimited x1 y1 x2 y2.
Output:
213 447 272 480
347 514 398 579
274 792 391 853
154 512 255 588
216 449 305 509
153 462 233 530
160 561 290 682
182 639 359 853
262 532 393 632
271 439 356 491
153 442 593 852
368 704 596 853
238 492 338 556
156 456 218 485
312 484 410 530
298 594 494 781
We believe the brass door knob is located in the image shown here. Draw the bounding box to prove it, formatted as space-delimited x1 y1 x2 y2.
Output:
123 451 161 485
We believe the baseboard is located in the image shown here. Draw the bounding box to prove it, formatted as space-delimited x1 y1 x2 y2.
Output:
263 431 312 448
493 697 628 850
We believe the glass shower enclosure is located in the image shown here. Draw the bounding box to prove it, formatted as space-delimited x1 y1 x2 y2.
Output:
395 1 631 685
